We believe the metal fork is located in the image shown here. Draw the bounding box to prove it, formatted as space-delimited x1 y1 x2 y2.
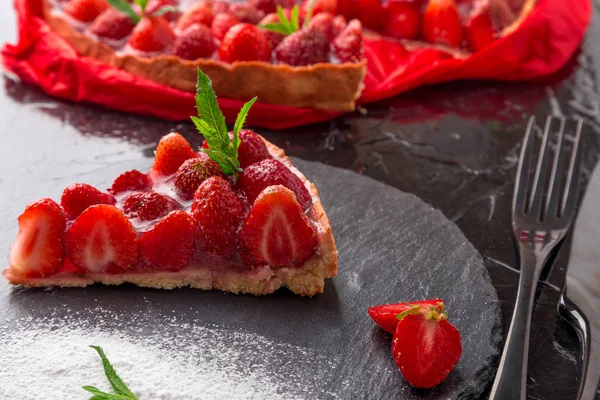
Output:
489 116 584 400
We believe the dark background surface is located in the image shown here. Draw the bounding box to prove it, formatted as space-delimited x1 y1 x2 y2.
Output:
1 1 600 398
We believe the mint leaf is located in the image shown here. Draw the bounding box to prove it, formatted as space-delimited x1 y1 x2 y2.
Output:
302 0 317 28
195 69 229 142
133 0 149 13
262 5 310 35
106 0 140 24
258 23 292 35
151 5 179 17
291 6 300 31
83 386 132 400
89 346 139 400
233 97 257 154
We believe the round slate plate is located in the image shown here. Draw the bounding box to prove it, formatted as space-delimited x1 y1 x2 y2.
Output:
0 159 501 400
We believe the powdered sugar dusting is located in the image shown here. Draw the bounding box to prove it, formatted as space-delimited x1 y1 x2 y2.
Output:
0 310 339 399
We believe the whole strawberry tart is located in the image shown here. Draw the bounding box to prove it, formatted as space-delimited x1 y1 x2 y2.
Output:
3 70 338 296
41 0 367 112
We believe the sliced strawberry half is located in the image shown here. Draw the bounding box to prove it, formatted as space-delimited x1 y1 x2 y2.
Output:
152 132 199 176
422 0 463 48
129 16 176 53
109 169 152 195
240 185 317 267
191 176 245 258
66 205 138 273
61 183 116 220
8 198 66 278
368 298 444 334
236 159 312 210
173 152 223 200
202 129 271 168
122 192 181 221
65 0 109 23
88 8 136 40
392 303 462 388
140 210 196 270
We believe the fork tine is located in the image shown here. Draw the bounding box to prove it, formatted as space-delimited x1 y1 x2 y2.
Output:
561 119 584 219
528 116 553 219
545 117 566 217
513 116 537 215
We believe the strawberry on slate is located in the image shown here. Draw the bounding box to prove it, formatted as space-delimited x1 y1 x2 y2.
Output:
219 23 271 63
383 0 420 40
368 298 444 334
122 192 181 221
465 2 495 52
248 0 294 15
152 132 198 175
275 27 329 66
202 129 271 168
332 19 363 63
89 8 136 40
175 1 214 33
229 3 265 24
307 12 337 42
211 13 240 41
146 0 181 22
109 169 152 195
422 0 463 47
61 183 116 220
66 205 138 273
391 302 462 388
129 16 176 52
173 152 223 200
140 210 196 270
65 0 109 22
8 198 66 278
191 176 245 258
240 185 317 267
236 159 312 210
173 24 217 60
258 12 286 49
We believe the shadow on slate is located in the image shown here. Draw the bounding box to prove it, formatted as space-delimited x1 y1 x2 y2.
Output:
2 159 502 399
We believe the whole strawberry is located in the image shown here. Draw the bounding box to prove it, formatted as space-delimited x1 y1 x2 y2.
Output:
422 0 463 47
65 0 109 22
202 129 271 168
258 12 286 49
229 3 265 24
383 1 420 40
129 16 175 53
219 23 272 63
248 0 294 14
211 13 240 41
122 192 181 221
146 0 181 22
307 12 338 42
275 27 329 66
175 1 214 33
465 2 495 52
173 153 223 200
89 8 136 40
109 169 152 195
332 19 363 63
152 132 199 176
61 183 116 220
173 24 217 60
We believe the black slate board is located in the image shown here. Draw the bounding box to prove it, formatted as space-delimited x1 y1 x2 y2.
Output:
0 159 501 399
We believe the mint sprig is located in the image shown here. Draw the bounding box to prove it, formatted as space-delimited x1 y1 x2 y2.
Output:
106 0 178 24
259 5 302 35
192 68 256 179
83 346 139 400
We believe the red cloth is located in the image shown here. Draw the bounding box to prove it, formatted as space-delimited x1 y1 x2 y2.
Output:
1 0 592 130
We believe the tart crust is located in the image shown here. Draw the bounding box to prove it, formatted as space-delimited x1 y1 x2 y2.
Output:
3 139 339 296
41 0 367 112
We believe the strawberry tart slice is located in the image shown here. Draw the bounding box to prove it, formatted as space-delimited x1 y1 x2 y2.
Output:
2 69 338 296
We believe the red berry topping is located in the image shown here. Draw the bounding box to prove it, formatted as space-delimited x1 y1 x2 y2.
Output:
391 302 462 388
219 23 271 63
307 12 337 42
66 205 138 273
465 2 495 52
175 1 214 33
140 210 196 270
211 13 240 41
65 0 109 23
202 129 271 168
61 183 116 220
383 1 420 40
173 24 217 60
258 13 286 49
212 0 230 14
422 0 463 48
228 3 264 24
173 153 223 200
332 19 364 63
146 0 181 22
88 8 136 40
332 15 347 36
236 159 312 209
240 185 317 267
152 132 198 176
248 0 294 15
300 0 337 16
129 16 176 53
368 299 445 334
275 27 329 66
109 169 152 195
8 199 66 278
191 176 245 258
353 0 383 30
122 192 180 221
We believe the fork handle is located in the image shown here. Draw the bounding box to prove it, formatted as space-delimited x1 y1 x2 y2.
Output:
489 250 542 400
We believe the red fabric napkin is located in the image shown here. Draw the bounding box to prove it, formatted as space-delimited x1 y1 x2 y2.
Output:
1 0 591 130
